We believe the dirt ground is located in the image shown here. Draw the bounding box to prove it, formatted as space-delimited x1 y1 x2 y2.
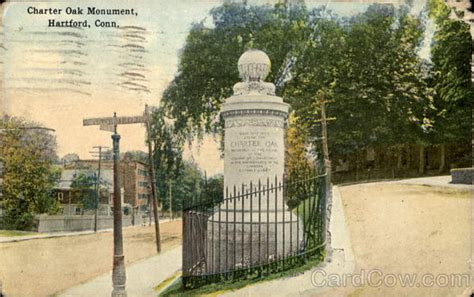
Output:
0 220 182 297
337 183 471 297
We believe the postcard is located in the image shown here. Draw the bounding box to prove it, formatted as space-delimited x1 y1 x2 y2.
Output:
0 0 472 296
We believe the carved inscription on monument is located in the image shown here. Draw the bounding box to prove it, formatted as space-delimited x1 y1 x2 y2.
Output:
226 118 285 128
227 130 279 174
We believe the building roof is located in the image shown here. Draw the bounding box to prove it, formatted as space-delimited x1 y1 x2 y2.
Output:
56 169 114 191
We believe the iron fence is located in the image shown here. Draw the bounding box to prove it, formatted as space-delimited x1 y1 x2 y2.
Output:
182 167 328 289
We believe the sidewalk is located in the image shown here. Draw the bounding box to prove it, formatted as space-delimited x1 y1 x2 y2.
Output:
221 185 355 297
390 175 473 190
0 219 171 243
58 246 182 297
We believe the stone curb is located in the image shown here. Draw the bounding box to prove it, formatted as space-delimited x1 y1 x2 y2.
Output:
0 219 175 243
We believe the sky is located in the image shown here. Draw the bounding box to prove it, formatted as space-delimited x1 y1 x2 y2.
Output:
0 0 430 176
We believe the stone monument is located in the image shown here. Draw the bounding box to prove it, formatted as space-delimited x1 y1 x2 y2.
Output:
206 49 303 273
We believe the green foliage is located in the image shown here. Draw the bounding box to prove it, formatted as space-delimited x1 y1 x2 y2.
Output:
0 116 60 230
161 2 446 161
427 0 472 144
60 153 79 165
0 230 38 237
149 107 222 213
157 163 224 213
70 171 98 210
122 150 148 163
161 161 203 212
286 4 433 158
157 1 470 183
204 174 224 204
149 107 185 208
162 2 310 138
285 113 314 207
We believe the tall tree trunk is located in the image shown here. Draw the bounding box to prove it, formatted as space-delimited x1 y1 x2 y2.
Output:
439 144 446 173
418 144 425 175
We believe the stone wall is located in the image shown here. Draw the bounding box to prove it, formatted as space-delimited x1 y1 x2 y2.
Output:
33 214 150 233
451 168 473 185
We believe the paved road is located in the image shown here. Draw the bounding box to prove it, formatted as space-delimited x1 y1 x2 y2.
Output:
0 221 181 297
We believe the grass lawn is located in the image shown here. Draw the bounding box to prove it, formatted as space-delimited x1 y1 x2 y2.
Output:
158 253 324 297
0 230 39 237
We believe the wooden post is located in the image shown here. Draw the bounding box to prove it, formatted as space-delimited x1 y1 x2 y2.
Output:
145 105 161 253
90 146 108 232
320 100 331 173
319 99 331 245
96 146 102 231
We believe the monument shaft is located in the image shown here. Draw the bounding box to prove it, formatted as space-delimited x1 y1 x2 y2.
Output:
207 49 303 273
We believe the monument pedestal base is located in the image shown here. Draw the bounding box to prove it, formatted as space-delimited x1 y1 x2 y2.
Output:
206 210 303 274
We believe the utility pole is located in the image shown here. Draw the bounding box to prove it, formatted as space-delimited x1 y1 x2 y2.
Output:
320 100 331 172
168 180 173 220
145 104 161 252
90 146 109 232
313 97 335 172
147 191 152 226
314 93 335 246
84 112 149 297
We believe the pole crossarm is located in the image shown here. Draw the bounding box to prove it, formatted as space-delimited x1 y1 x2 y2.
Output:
314 117 336 123
0 127 55 132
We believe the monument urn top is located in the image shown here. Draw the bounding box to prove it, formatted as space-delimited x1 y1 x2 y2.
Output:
238 49 271 82
233 49 275 96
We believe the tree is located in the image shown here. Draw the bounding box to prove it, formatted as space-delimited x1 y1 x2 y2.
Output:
162 2 310 139
160 1 468 180
162 161 204 212
149 107 185 207
0 116 60 230
61 153 79 165
286 113 312 176
70 171 98 210
283 3 435 178
427 0 472 171
122 150 148 163
285 113 314 207
204 174 224 204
